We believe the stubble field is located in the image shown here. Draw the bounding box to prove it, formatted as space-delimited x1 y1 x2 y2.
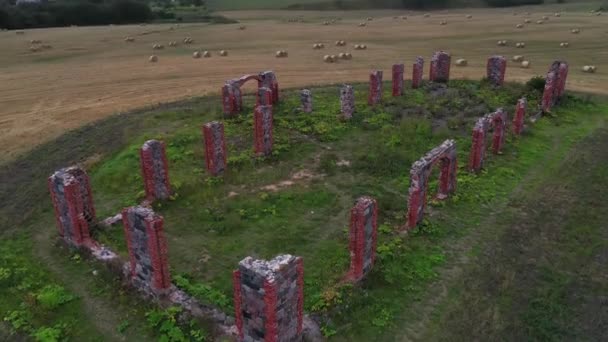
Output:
0 3 606 163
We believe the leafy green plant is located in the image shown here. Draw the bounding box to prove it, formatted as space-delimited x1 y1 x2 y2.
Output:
146 307 207 342
174 275 231 310
32 323 68 342
35 285 76 310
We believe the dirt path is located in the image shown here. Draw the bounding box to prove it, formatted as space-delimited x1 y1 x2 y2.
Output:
394 125 608 340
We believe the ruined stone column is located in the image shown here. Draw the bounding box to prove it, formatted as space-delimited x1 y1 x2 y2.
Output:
392 64 405 96
233 255 304 342
406 140 457 229
300 89 312 113
487 55 507 86
512 98 527 136
48 166 96 247
348 197 378 282
254 105 273 156
541 71 557 113
341 85 355 119
202 121 227 176
412 56 424 89
259 71 279 105
430 51 451 83
140 140 171 201
557 61 569 99
257 87 273 107
368 70 383 105
222 81 242 117
122 206 171 294
468 118 487 173
490 108 507 154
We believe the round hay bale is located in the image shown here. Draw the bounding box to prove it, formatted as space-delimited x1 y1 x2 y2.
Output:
330 54 337 61
516 23 524 28
323 21 330 26
512 55 524 62
313 43 319 49
360 44 367 50
536 20 544 24
29 46 40 52
524 19 531 23
401 16 407 20
521 60 530 68
571 28 580 34
455 58 468 66
323 55 334 63
424 13 430 18
354 44 360 50
440 20 447 25
203 51 211 58
358 22 367 27
560 42 569 48
238 25 246 30
345 53 352 60
542 15 549 20
338 52 347 59
466 14 473 19
583 65 596 73
516 42 526 48
367 17 373 21
149 55 158 63
497 40 507 46
193 51 201 59
554 12 561 17
220 50 228 56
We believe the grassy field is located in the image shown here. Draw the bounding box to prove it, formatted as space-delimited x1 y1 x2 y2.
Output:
2 72 608 340
0 3 607 163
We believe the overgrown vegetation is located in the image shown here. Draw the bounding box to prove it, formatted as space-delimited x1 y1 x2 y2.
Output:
1 78 607 340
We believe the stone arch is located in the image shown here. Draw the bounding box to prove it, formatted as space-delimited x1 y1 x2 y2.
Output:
221 71 279 116
406 140 458 229
468 108 507 172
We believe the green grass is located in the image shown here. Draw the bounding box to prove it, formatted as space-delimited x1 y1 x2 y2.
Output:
1 77 607 340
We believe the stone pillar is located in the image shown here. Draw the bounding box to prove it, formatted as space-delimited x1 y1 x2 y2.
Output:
341 85 355 119
140 140 171 201
468 118 487 173
392 64 404 96
430 51 451 83
406 140 457 229
233 255 304 342
48 166 96 247
512 98 527 136
490 108 507 154
259 71 279 105
301 89 312 113
348 197 378 282
122 206 171 294
254 105 273 156
487 55 507 86
368 70 383 105
412 56 424 89
202 121 227 176
557 61 569 99
222 81 242 117
541 71 557 113
257 87 273 107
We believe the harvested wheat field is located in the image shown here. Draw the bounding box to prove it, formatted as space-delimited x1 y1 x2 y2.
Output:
0 4 606 163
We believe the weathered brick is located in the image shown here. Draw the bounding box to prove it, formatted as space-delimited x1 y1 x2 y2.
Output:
300 89 312 113
340 84 355 119
512 98 527 135
412 56 424 89
202 121 227 176
487 55 507 86
468 108 508 172
348 197 378 282
140 140 171 201
368 70 383 105
392 64 405 96
430 51 451 83
254 105 273 156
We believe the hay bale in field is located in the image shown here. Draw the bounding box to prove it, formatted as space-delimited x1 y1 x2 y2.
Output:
440 20 447 25
536 20 544 24
149 55 158 63
424 13 430 18
335 40 346 46
542 15 549 20
516 23 524 28
276 50 288 58
571 28 580 34
124 37 135 42
338 52 347 59
497 40 507 46
358 22 367 27
466 14 473 19
583 65 596 73
345 52 352 60
560 42 569 48
183 37 193 44
30 39 41 44
203 51 211 58
554 12 561 17
401 16 407 20
323 55 335 63
330 54 337 61
219 50 228 56
455 58 468 66
512 55 524 62
367 17 373 21
29 46 40 52
521 60 530 68
516 42 526 48
323 21 330 26
193 51 201 58
238 25 246 30
524 19 531 23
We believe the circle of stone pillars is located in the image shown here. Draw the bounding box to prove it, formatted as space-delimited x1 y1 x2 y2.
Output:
222 71 279 117
140 139 171 202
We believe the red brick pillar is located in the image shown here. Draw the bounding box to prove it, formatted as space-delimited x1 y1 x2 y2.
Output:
259 71 279 104
542 68 558 113
368 70 383 105
348 197 378 282
557 62 569 99
512 98 527 136
48 166 96 247
430 51 451 83
392 64 404 96
254 105 273 156
233 255 304 342
412 56 424 89
257 87 273 107
341 84 355 119
140 140 171 201
468 118 487 172
487 55 507 86
122 206 171 294
491 108 507 154
222 81 242 117
202 121 227 176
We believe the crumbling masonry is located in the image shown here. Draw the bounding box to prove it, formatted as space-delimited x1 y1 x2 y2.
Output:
122 206 171 294
48 166 96 247
486 55 507 87
348 197 378 282
468 108 508 172
254 105 273 156
341 85 355 119
512 98 527 136
140 139 171 201
301 89 312 113
542 61 568 112
257 87 273 107
222 71 280 116
233 255 304 342
203 121 227 176
368 70 383 105
406 140 457 229
412 57 424 89
430 51 451 83
392 64 404 96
